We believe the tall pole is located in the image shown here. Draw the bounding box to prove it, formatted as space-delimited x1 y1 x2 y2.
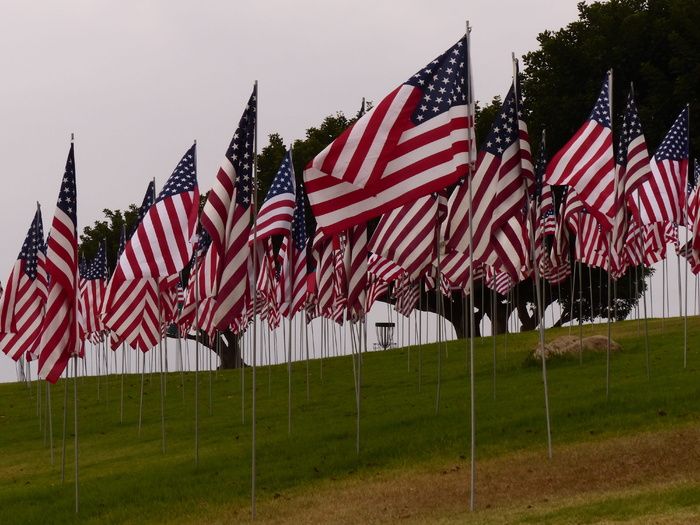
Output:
73 357 79 513
251 79 259 520
606 69 614 401
683 104 690 369
466 21 477 511
193 141 200 467
515 57 552 459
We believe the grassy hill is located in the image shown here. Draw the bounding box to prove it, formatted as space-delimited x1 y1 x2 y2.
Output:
1 317 700 524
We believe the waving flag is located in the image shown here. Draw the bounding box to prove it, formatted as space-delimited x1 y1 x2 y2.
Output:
278 184 309 317
545 72 615 228
251 150 295 242
80 241 108 337
305 36 474 235
202 86 257 330
0 209 46 360
636 106 689 225
446 78 532 282
368 194 440 281
38 144 80 382
113 145 198 283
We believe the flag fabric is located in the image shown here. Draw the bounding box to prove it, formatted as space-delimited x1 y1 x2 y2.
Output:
636 107 689 225
80 241 108 337
277 184 309 317
38 144 80 382
368 194 440 281
611 90 653 277
344 224 368 319
102 182 159 352
113 145 198 284
251 150 295 242
367 253 405 283
304 36 474 236
545 72 616 228
202 87 257 330
0 209 46 361
445 79 532 282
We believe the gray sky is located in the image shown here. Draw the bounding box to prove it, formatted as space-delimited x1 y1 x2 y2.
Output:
0 0 594 381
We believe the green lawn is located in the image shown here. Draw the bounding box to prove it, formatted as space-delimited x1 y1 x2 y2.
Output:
1 317 699 524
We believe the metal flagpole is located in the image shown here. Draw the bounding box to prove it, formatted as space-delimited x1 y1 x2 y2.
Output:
157 280 166 453
138 352 145 436
286 315 292 434
61 367 68 483
47 382 54 465
465 21 477 511
683 104 690 369
606 69 614 401
193 141 201 467
251 80 259 520
120 342 126 423
568 261 577 336
73 356 79 513
514 55 552 458
491 274 497 399
435 237 444 414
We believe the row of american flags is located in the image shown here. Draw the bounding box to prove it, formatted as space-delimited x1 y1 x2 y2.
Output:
0 36 695 383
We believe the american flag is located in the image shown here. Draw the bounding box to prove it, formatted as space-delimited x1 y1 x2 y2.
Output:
344 224 368 320
547 190 572 284
636 106 689 225
113 145 198 283
368 194 440 281
277 183 309 318
0 209 46 361
102 182 159 352
367 253 405 284
545 72 615 229
304 36 474 236
251 150 295 242
394 276 419 317
80 241 108 337
446 79 532 283
312 230 335 317
643 222 667 266
38 144 80 382
612 90 652 276
366 275 389 312
203 86 257 330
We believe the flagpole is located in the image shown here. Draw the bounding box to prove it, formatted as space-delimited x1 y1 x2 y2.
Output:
69 134 81 514
251 79 259 520
465 20 477 511
193 141 200 467
514 54 552 459
606 69 614 401
683 103 690 369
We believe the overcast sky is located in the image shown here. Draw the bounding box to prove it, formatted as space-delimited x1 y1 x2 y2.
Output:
0 0 583 267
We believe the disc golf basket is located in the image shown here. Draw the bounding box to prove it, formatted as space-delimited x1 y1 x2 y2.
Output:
374 322 396 351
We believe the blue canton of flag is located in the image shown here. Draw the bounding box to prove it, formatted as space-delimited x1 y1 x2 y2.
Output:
616 92 644 166
656 106 688 162
483 86 519 156
18 210 43 280
57 145 77 226
405 37 467 124
292 184 308 251
84 243 108 281
158 145 197 202
588 76 611 129
139 180 156 221
264 151 294 201
228 86 257 208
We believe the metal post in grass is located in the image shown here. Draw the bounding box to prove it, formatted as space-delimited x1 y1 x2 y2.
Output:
435 239 444 415
47 382 54 465
138 352 146 437
73 356 80 513
250 82 260 520
605 70 614 402
683 108 690 369
568 259 577 336
643 267 650 378
285 316 292 435
157 280 166 454
465 20 477 511
491 274 497 400
516 62 552 459
61 367 68 483
120 342 126 423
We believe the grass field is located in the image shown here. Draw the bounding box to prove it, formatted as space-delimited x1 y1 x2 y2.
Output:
1 316 700 524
